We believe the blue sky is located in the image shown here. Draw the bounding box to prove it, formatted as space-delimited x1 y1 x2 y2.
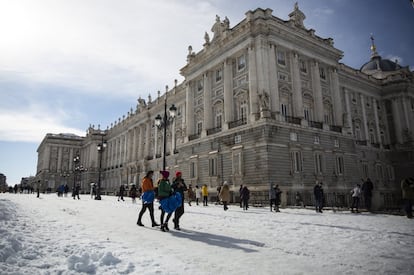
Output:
1 0 413 186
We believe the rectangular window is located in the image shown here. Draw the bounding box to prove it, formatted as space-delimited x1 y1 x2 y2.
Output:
190 162 197 178
215 68 223 82
376 164 383 180
300 60 307 74
291 151 302 173
197 79 203 91
362 163 369 178
304 108 310 121
281 103 288 118
314 153 323 174
216 113 222 128
209 158 217 176
237 55 246 71
233 151 242 175
314 135 320 144
196 122 203 135
319 67 326 80
335 155 344 175
277 51 286 66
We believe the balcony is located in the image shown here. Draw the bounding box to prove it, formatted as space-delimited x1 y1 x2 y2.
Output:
329 125 342 133
383 144 391 150
371 143 380 148
285 116 301 125
207 126 222 136
188 133 201 141
309 121 323 129
228 118 247 129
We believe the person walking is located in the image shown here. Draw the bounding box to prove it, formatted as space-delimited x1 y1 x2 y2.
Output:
239 185 244 208
202 184 209 206
130 184 138 203
273 185 282 212
187 184 195 206
118 184 125 201
350 183 362 213
195 185 201 206
172 171 187 230
219 182 230 211
269 185 276 212
137 171 159 227
362 178 374 212
90 183 96 199
240 185 250 210
158 171 174 231
401 177 414 219
314 182 324 213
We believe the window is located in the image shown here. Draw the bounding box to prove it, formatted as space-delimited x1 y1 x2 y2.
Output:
335 155 344 175
237 55 246 71
196 121 203 135
190 161 197 178
369 129 375 144
300 60 307 74
334 139 339 148
209 157 218 176
362 162 369 178
291 151 302 173
314 135 320 144
281 103 288 118
233 151 242 175
386 165 394 180
240 100 248 121
314 153 323 174
215 68 223 82
215 111 222 128
277 51 286 66
380 131 386 145
355 124 362 140
234 135 241 144
376 164 383 180
197 79 203 91
290 132 298 141
319 67 326 80
304 107 311 121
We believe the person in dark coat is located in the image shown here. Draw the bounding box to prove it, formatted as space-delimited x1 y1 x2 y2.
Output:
239 185 243 208
240 185 250 210
73 184 80 200
401 177 414 219
273 185 282 212
172 171 187 230
314 182 324 213
362 178 374 212
118 184 125 201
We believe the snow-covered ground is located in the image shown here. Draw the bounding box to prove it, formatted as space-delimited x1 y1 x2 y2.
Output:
1 193 413 275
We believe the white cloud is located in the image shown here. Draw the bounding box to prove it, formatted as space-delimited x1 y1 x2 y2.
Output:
0 107 85 143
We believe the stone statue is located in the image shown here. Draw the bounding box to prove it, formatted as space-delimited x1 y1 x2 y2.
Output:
223 16 230 30
204 32 210 44
211 15 223 40
259 91 270 110
138 97 146 107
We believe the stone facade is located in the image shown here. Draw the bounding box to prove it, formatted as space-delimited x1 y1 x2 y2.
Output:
36 5 414 209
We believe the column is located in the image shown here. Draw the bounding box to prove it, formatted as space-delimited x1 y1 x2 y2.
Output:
203 72 212 136
171 119 176 154
248 45 259 121
154 124 158 159
372 98 381 145
139 125 145 159
402 96 411 130
132 127 137 161
360 94 369 143
268 44 280 116
311 61 324 122
256 37 270 98
330 68 343 126
344 88 353 135
223 59 233 129
144 121 151 159
185 82 194 139
69 148 73 170
291 52 303 118
391 98 403 143
57 147 62 171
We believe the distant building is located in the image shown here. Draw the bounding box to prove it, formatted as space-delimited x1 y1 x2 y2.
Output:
36 5 414 209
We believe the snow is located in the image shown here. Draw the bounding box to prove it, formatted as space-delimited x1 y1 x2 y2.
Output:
0 193 413 275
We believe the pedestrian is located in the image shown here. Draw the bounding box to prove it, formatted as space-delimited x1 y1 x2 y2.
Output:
172 171 187 230
269 185 276 211
202 184 209 206
239 185 243 208
158 170 174 231
240 185 250 210
187 184 195 206
36 181 41 198
401 177 414 219
130 184 138 203
216 185 222 205
195 185 201 206
362 178 374 212
73 183 80 200
350 183 362 213
295 192 304 207
314 181 324 213
273 185 282 212
137 171 159 227
219 182 230 211
118 184 125 201
64 184 69 197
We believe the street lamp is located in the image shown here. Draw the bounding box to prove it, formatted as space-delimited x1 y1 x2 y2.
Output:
155 85 177 170
73 155 80 197
96 134 107 200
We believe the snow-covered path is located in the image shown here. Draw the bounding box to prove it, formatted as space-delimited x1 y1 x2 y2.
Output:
1 193 413 274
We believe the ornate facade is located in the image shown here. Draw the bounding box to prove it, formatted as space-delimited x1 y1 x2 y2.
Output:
36 5 414 209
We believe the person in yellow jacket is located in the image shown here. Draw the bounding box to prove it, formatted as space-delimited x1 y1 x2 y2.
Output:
201 184 209 206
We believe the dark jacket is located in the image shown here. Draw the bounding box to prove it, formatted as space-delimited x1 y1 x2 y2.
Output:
362 180 374 196
313 184 324 201
172 178 187 197
240 186 250 200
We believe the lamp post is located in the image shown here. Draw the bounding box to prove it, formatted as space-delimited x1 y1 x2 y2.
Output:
155 85 177 170
96 133 107 200
73 155 80 197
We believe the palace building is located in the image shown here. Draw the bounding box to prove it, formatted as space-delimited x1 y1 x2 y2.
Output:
36 5 414 209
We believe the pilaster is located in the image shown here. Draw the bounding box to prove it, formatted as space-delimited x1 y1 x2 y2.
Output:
291 52 303 118
248 45 259 122
223 59 233 129
330 68 343 126
311 61 324 122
